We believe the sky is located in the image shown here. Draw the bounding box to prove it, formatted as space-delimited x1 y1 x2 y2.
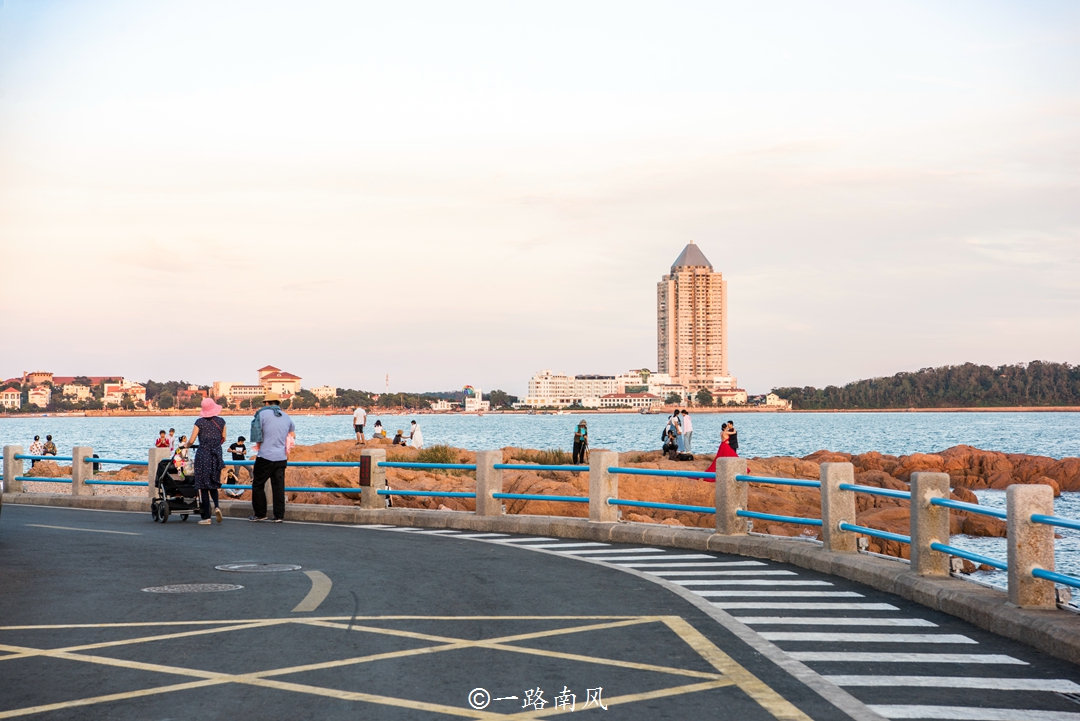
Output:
0 1 1077 396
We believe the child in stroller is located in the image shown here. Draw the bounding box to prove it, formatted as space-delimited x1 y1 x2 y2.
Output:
150 457 200 523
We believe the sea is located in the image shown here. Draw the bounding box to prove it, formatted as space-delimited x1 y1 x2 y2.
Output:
3 411 1079 585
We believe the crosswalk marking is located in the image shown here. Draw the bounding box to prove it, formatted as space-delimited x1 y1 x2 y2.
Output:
761 633 976 644
788 652 1027 664
739 618 936 627
452 533 511 538
616 561 766 568
673 580 833 586
595 554 717 561
868 705 1080 720
523 543 610 549
493 537 558 543
827 676 1080 691
645 570 798 577
715 602 899 610
695 591 864 598
558 547 667 555
409 530 461 535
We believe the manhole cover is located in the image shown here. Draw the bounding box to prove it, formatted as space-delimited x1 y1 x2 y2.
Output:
215 563 302 573
143 584 244 593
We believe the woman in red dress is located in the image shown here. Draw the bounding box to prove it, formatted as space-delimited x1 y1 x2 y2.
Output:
704 422 738 477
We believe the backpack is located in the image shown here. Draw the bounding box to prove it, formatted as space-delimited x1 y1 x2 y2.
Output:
249 406 283 443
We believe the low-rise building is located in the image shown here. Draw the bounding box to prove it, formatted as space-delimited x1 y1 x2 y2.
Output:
599 393 662 409
717 389 749 405
430 399 453 412
0 387 21 409
214 365 303 402
463 387 490 413
63 384 92 401
28 386 51 408
22 371 53 386
311 385 337 400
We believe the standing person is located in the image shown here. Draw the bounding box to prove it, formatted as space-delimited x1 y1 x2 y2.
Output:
28 436 43 466
249 392 295 523
225 435 248 498
155 430 170 448
704 422 739 475
353 405 367 445
680 410 693 452
167 428 177 451
727 421 739 455
184 398 226 525
572 420 589 464
42 435 57 457
409 420 424 449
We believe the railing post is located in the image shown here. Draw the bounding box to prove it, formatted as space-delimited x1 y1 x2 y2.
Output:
715 457 748 535
910 472 951 577
360 448 387 510
148 446 171 502
71 446 94 496
475 450 503 516
1007 484 1056 609
589 450 619 523
820 462 857 552
3 445 23 494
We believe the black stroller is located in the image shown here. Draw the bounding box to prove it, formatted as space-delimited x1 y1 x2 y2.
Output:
151 457 200 523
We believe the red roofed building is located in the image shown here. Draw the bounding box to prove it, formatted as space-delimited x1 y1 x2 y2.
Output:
0 386 21 409
213 366 302 402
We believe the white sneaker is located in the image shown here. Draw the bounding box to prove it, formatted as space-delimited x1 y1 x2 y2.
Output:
198 519 212 525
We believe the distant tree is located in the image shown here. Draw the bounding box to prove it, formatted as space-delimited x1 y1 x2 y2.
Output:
665 393 682 405
157 392 175 409
73 375 92 386
215 397 229 407
84 398 103 411
486 390 518 408
695 389 714 407
290 390 319 409
121 397 136 411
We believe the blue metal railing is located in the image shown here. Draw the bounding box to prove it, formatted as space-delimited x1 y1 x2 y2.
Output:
608 498 714 514
738 510 823 527
496 493 589 503
607 467 715 480
931 542 1008 571
15 476 72 483
85 480 148 487
1033 568 1080 590
838 522 911 545
929 497 1006 519
377 489 476 498
378 462 477 471
737 474 822 488
14 454 74 462
82 457 148 466
493 464 590 472
1031 514 1080 532
838 483 912 500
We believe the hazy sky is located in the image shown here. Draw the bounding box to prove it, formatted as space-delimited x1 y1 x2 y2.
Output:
1 1 1077 395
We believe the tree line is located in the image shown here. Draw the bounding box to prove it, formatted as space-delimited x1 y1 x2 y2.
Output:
772 361 1080 410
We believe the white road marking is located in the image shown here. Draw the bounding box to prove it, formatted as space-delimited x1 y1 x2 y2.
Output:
790 652 1026 664
291 571 332 613
453 533 511 538
716 602 899 610
740 618 936 627
695 591 864 598
616 561 766 568
646 570 797 577
762 633 976 644
868 705 1080 720
593 554 717 561
494 537 559 543
25 524 140 536
409 530 460 535
557 548 667 555
828 676 1080 692
674 580 833 586
524 543 610 549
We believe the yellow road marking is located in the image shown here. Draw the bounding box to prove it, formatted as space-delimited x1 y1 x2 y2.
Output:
291 571 332 613
24 524 140 536
0 615 635 631
0 680 228 720
661 616 813 721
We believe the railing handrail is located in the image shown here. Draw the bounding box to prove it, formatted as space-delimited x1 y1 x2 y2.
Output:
736 474 822 488
736 509 823 527
82 457 148 466
607 467 714 480
493 463 589 472
838 522 911 545
838 482 912 500
378 462 477 470
931 542 1008 570
1033 568 1080 590
14 454 74 461
14 476 73 483
376 489 476 498
1031 514 1080 532
608 498 715 514
495 493 589 503
929 496 1006 520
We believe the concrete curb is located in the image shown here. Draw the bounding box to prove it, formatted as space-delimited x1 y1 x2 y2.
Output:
7 492 1080 665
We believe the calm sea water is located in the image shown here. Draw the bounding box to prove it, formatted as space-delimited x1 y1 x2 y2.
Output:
0 411 1077 461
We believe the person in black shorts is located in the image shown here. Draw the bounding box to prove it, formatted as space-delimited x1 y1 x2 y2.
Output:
352 405 367 444
225 435 248 497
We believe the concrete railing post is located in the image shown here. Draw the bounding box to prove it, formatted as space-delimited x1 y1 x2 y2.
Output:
820 462 857 552
910 472 951 577
360 448 387 510
475 450 503 516
71 445 94 496
1007 484 1056 609
715 457 748 535
589 450 619 523
148 446 171 501
3 445 24 494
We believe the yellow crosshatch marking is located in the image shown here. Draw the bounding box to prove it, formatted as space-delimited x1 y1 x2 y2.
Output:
0 616 811 719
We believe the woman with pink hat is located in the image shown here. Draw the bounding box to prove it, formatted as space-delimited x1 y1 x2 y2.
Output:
184 397 228 525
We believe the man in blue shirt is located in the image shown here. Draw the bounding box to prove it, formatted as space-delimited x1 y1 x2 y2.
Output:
249 393 295 522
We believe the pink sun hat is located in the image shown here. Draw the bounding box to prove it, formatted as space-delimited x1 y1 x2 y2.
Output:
200 397 223 418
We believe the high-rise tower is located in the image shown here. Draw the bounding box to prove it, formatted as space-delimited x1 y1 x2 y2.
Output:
657 241 730 389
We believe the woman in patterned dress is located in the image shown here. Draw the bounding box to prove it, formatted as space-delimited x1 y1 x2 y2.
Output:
184 398 227 525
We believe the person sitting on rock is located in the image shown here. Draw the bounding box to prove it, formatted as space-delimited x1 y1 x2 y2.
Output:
392 429 406 446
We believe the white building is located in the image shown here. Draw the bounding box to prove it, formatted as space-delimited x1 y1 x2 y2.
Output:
463 387 490 413
311 385 337 401
525 370 677 408
28 387 51 408
63 384 92 401
1 387 21 409
213 365 303 402
430 399 453 412
599 393 662 409
717 389 749 405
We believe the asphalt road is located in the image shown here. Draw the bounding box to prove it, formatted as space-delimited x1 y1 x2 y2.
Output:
3 504 1080 721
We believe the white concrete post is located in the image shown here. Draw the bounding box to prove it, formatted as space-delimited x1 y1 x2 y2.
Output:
360 448 387 510
910 472 951 577
589 450 619 523
475 450 503 516
3 445 23 494
148 446 171 501
820 463 857 552
71 445 94 496
1007 484 1056 609
715 457 748 535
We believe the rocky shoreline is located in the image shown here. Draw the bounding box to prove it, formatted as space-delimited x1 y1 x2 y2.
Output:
21 441 1079 565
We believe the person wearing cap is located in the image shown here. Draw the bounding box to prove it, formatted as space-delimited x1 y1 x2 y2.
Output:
572 420 588 465
249 392 295 523
184 398 227 525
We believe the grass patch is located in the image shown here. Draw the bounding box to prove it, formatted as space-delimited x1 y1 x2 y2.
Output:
512 448 574 466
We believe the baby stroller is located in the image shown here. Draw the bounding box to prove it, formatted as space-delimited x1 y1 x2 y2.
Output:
151 457 199 523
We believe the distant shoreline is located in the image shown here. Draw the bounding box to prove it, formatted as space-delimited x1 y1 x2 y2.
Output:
2 405 1079 419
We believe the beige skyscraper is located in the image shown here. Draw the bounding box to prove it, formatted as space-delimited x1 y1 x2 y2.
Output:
657 242 732 392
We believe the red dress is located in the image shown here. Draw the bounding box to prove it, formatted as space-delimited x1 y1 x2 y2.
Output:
704 437 739 477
